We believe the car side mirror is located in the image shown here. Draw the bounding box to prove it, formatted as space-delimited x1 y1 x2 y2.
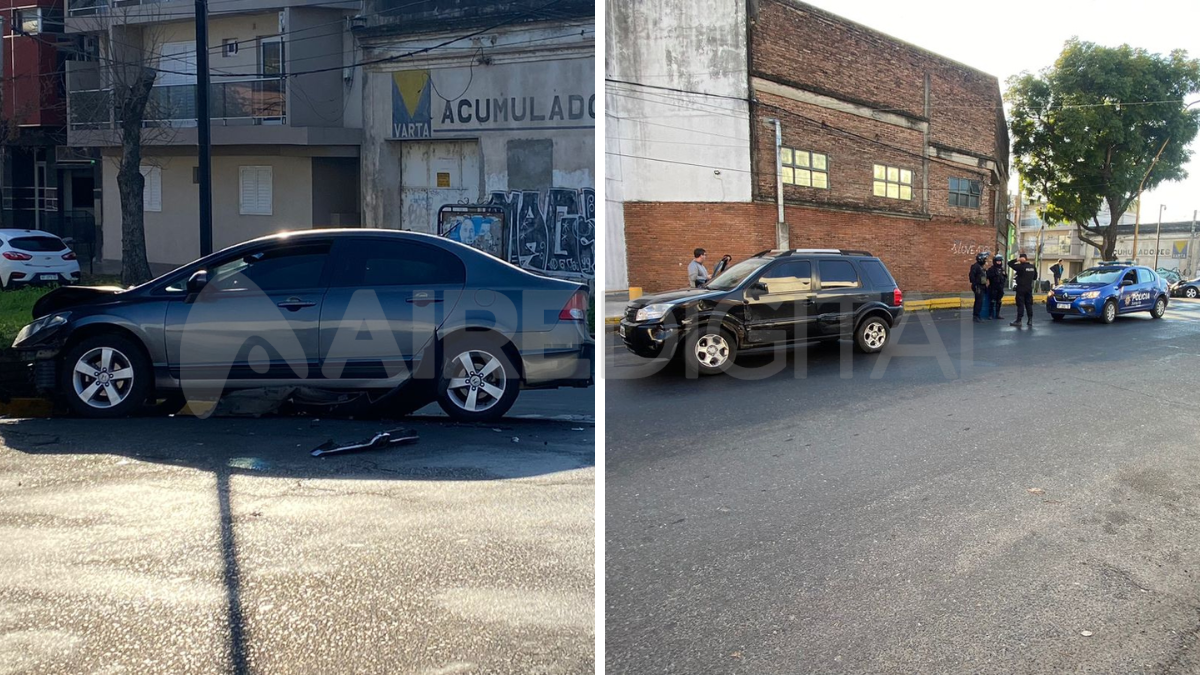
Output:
748 281 768 297
185 270 208 303
1120 279 1134 287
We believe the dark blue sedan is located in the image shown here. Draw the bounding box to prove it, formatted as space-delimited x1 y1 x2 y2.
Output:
1047 263 1170 323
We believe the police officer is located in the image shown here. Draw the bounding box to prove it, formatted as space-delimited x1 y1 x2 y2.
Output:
1007 252 1039 327
987 255 1007 320
969 252 988 323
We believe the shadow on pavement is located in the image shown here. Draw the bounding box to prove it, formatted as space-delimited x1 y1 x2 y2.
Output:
0 415 594 674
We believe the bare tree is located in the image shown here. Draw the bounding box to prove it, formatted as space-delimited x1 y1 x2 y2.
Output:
68 5 184 284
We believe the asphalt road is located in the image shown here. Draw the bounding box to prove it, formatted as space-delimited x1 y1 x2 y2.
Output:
0 387 594 674
606 299 1200 674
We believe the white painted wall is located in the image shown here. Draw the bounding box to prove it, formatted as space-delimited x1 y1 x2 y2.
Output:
604 0 751 289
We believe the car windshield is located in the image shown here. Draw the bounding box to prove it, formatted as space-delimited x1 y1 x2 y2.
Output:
1071 267 1123 285
706 258 772 291
8 236 66 252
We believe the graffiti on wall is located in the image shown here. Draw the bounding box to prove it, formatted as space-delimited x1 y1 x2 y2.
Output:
438 188 595 280
437 206 506 260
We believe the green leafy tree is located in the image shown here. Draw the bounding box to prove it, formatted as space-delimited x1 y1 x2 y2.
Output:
1008 39 1200 259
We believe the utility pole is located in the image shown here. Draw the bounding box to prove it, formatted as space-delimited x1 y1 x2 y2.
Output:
195 0 213 256
1189 209 1198 278
1154 204 1166 269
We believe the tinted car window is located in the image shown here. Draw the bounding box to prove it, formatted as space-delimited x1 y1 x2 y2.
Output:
1122 270 1138 285
210 242 332 292
8 236 66 252
331 239 466 287
1137 268 1155 284
859 259 895 288
760 260 811 294
819 260 860 289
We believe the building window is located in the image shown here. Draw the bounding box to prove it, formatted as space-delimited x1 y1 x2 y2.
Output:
140 166 161 212
260 38 284 77
873 164 912 200
949 177 981 208
222 39 240 57
239 166 273 215
781 148 829 189
17 8 42 35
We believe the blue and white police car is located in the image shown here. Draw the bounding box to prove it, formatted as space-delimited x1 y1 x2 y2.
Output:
1047 262 1170 323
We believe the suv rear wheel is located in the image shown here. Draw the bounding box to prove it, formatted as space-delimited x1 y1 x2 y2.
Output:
685 328 736 376
60 334 151 418
854 316 890 353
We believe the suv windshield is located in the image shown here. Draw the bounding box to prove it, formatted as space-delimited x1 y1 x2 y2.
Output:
707 258 771 291
1071 267 1123 285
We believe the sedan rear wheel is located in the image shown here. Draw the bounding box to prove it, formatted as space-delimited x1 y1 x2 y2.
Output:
436 337 520 422
60 334 151 418
1186 286 1199 299
1151 296 1167 319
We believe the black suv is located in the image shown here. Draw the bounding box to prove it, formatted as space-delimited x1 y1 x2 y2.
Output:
619 249 904 374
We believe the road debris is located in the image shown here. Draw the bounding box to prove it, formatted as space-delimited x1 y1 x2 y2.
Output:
1080 630 1093 637
1027 488 1045 495
311 428 419 457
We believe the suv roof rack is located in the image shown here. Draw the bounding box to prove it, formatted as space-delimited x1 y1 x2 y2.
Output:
753 248 876 258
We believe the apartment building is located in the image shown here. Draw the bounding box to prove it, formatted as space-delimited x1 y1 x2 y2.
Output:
2 0 101 260
64 0 363 270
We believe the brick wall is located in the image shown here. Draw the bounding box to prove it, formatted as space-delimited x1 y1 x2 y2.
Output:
624 201 999 294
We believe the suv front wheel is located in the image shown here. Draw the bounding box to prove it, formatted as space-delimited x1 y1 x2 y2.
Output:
685 328 737 376
854 316 890 353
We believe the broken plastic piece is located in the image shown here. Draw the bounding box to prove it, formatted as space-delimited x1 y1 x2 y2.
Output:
311 428 419 457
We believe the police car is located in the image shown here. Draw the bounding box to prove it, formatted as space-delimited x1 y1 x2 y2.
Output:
1047 261 1169 323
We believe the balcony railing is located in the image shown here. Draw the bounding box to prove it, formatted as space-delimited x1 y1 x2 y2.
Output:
68 79 286 130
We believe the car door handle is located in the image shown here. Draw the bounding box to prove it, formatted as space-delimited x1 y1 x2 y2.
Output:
277 297 316 311
406 297 443 306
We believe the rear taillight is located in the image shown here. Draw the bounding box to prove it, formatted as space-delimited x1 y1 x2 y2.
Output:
3 252 32 261
892 287 903 306
62 252 77 260
559 290 588 321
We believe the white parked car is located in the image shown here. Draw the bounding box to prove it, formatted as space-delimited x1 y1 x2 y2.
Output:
0 230 81 290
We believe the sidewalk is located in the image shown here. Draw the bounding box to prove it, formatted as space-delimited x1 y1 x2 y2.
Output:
603 289 1046 328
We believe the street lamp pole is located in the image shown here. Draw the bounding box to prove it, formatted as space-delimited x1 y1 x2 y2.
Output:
1154 204 1166 269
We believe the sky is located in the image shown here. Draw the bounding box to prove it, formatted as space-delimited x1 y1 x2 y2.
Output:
803 0 1200 224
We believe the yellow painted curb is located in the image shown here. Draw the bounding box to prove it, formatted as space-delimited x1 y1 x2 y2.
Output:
928 298 963 310
177 400 217 417
605 316 621 325
0 398 55 418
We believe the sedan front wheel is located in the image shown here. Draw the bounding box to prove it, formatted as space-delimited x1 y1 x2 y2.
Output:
60 334 151 418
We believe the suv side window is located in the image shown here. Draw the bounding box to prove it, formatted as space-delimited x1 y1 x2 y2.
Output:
1137 268 1155 284
330 239 466 287
859 259 895 289
818 260 860 289
210 241 332 292
759 260 812 294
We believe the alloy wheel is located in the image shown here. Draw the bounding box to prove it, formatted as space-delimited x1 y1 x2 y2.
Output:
693 333 730 369
444 349 507 413
1187 287 1198 299
72 347 135 409
863 322 887 350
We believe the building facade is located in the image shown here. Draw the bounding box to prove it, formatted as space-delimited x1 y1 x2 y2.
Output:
608 0 1010 294
2 0 101 261
355 0 594 283
65 0 363 271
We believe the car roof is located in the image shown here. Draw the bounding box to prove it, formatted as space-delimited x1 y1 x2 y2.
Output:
0 229 62 237
753 248 876 259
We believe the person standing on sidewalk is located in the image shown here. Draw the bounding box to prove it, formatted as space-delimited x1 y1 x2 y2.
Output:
1051 259 1065 286
969 252 988 323
1008 252 1039 327
688 248 709 288
979 258 994 320
988 255 1007 320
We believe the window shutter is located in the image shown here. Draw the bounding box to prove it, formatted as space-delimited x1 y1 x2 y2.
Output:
240 166 273 215
140 166 161 212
